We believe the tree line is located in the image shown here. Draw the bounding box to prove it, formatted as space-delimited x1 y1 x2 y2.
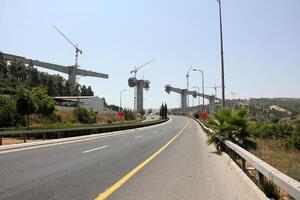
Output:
0 86 56 128
160 103 168 119
0 53 94 97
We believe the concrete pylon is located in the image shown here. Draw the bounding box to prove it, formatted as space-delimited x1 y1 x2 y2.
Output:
195 93 222 116
2 52 109 94
128 77 150 113
165 85 197 113
165 84 222 115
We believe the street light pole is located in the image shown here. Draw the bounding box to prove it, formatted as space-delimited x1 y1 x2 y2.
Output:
217 0 225 107
193 69 205 111
119 89 126 111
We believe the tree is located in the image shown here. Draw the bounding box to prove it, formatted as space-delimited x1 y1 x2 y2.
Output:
0 96 18 128
16 87 37 128
29 67 40 87
64 80 72 96
9 59 18 82
31 87 56 116
108 104 119 112
160 103 167 119
0 53 8 78
47 76 57 96
207 108 251 150
164 103 168 119
80 85 87 96
56 76 64 96
86 86 94 96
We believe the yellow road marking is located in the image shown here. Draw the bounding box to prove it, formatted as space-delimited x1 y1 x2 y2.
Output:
95 120 190 200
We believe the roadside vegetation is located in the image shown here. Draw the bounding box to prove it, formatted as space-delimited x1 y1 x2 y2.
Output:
159 103 168 119
195 106 300 199
196 108 300 176
0 56 144 131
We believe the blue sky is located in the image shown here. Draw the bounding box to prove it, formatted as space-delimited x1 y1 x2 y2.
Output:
1 0 299 109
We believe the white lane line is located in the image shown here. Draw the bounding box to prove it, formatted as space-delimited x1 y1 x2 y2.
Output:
82 145 109 154
134 136 143 139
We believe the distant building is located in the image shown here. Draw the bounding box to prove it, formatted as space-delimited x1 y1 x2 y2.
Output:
54 96 104 113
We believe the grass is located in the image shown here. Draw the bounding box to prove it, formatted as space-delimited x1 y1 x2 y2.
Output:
250 138 300 181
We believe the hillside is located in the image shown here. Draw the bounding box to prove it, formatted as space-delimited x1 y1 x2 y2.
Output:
249 98 300 122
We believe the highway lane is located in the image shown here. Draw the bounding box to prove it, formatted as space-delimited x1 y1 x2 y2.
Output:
109 117 262 200
0 116 185 200
0 116 262 200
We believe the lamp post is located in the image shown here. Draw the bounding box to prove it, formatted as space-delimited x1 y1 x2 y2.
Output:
217 0 225 107
193 69 205 110
120 89 126 111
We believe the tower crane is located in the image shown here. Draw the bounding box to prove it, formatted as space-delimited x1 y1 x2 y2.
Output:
53 25 82 67
129 58 155 112
206 84 222 97
130 58 156 78
231 92 239 99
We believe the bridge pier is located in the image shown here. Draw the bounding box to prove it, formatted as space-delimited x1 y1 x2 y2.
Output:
180 91 187 114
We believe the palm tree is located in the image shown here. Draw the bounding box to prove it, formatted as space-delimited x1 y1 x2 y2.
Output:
207 108 250 150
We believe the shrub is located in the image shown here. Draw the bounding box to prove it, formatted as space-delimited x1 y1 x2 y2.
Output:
75 107 96 124
207 108 251 149
124 109 136 121
31 87 56 116
260 180 280 199
0 96 19 127
284 126 300 150
193 112 200 119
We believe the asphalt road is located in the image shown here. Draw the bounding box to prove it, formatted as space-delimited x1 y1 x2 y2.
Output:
0 116 260 200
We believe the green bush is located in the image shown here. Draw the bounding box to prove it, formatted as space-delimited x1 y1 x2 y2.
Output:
31 87 56 116
124 109 136 121
0 96 19 127
284 126 300 150
193 112 200 119
248 122 294 139
75 107 96 124
207 108 251 149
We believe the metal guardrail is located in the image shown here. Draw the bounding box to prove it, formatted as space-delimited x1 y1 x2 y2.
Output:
0 119 168 145
194 118 300 200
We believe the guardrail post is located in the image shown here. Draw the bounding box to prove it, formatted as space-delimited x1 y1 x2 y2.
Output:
0 135 3 145
242 159 246 172
43 133 46 140
57 132 60 139
259 172 265 186
23 134 27 143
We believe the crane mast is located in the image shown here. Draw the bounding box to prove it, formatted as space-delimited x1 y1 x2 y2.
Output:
53 25 82 67
130 58 156 78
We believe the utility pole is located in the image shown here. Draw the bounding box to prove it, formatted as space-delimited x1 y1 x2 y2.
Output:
217 0 225 107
